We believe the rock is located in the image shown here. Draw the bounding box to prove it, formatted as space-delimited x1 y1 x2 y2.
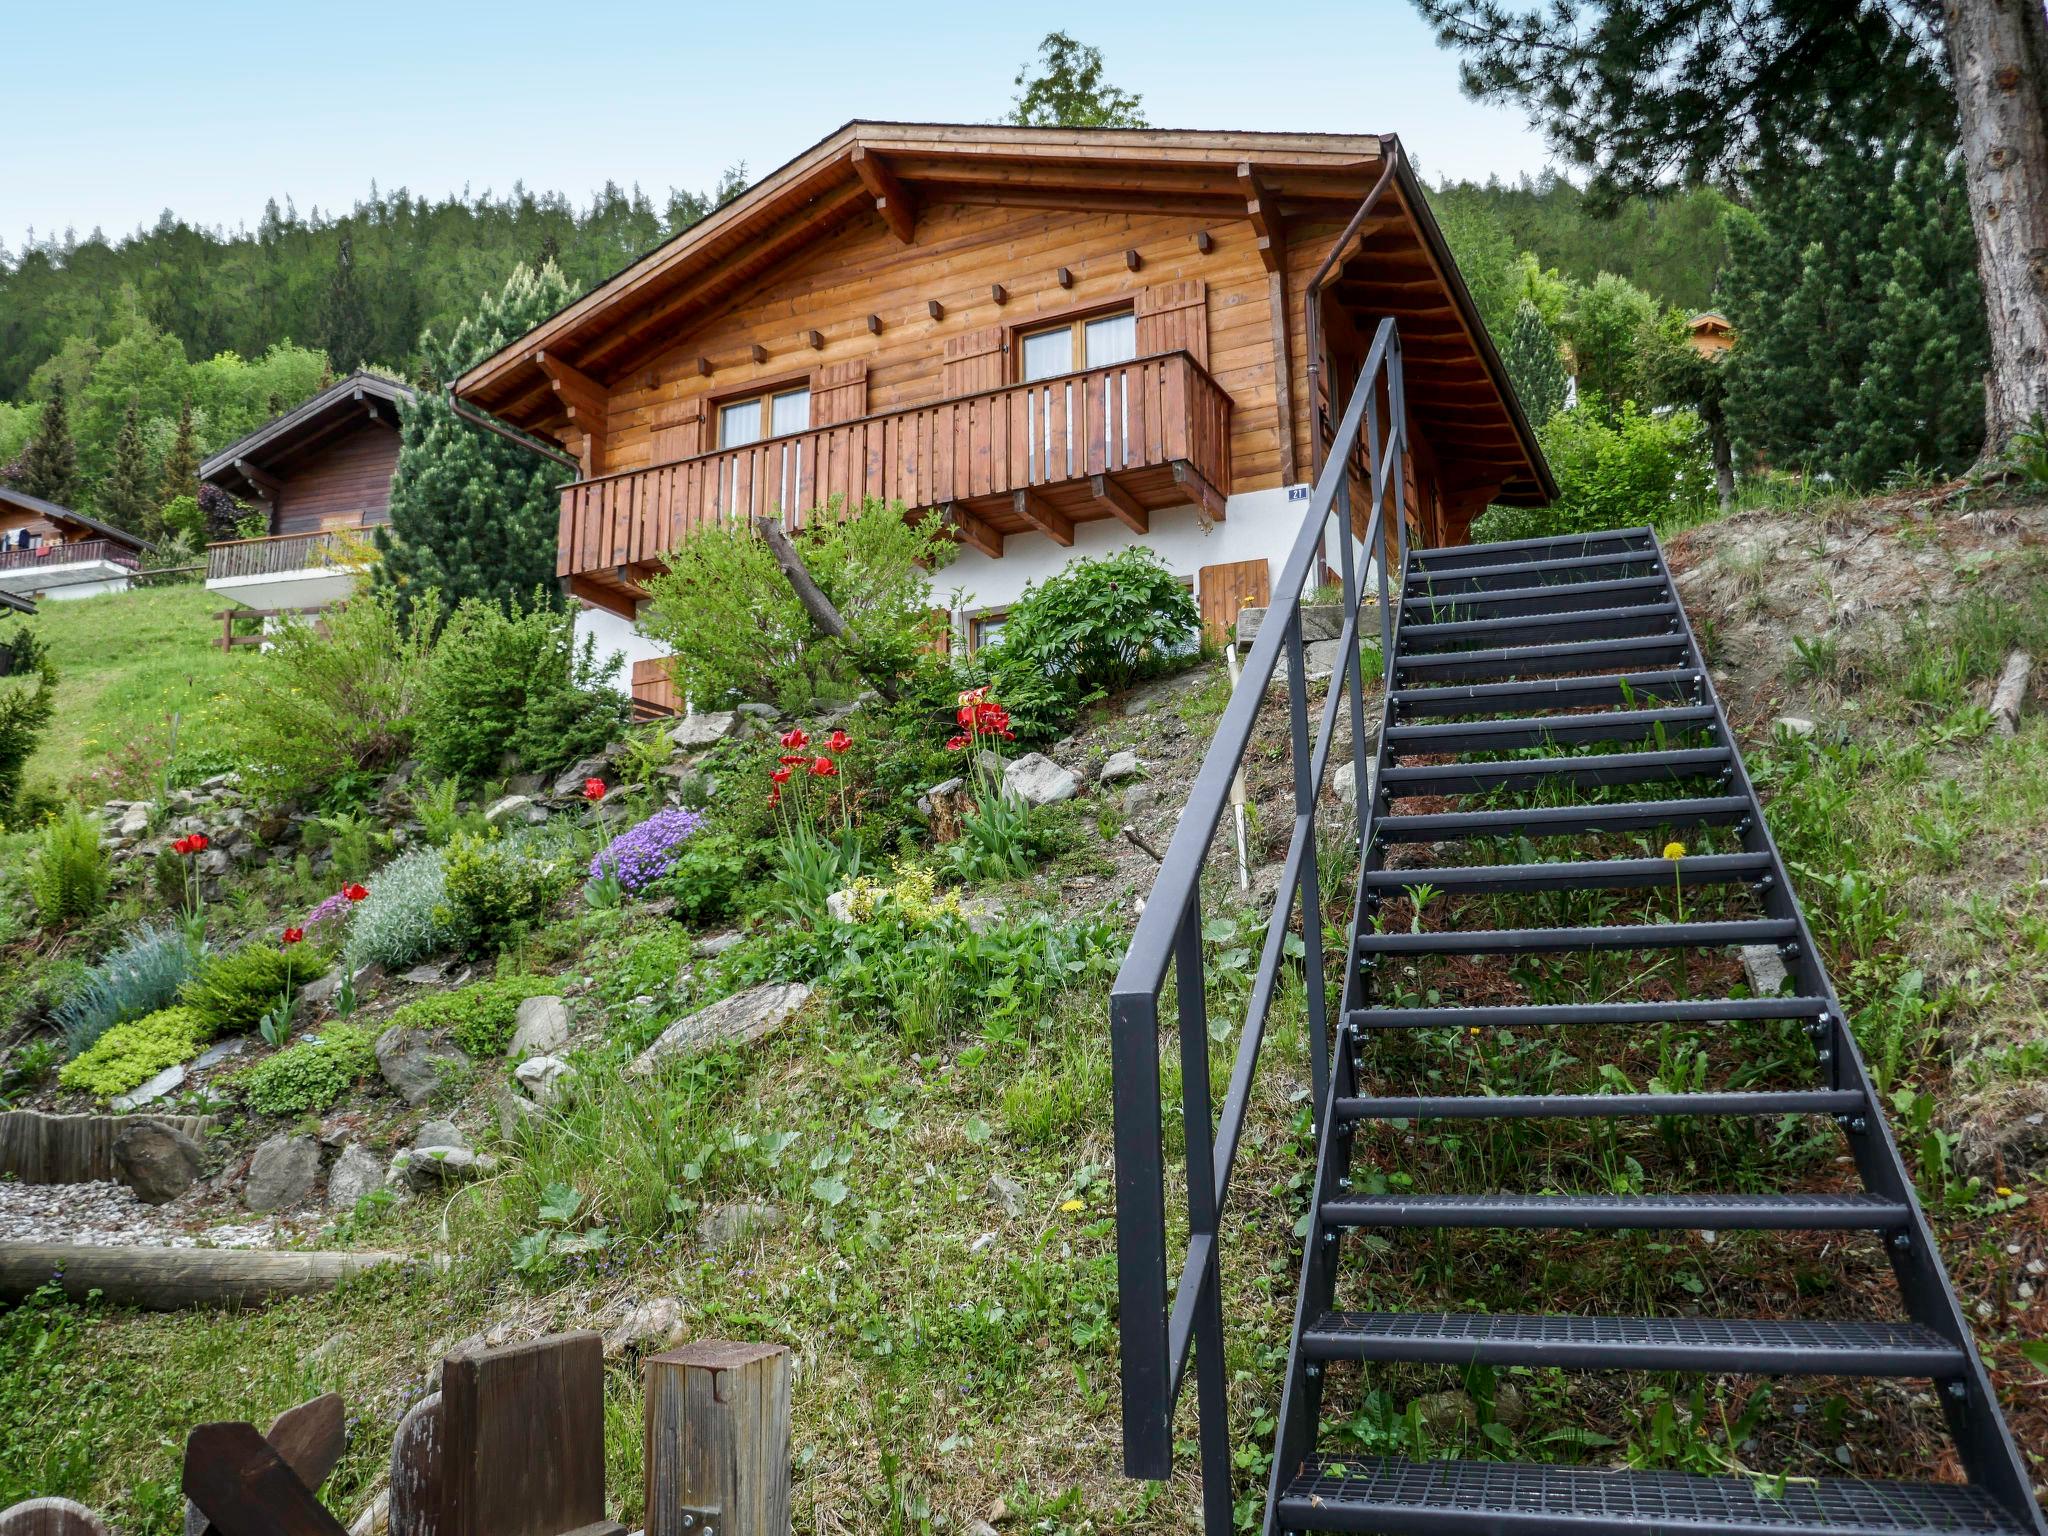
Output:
197 847 233 876
988 1173 1027 1219
1411 1388 1476 1438
1492 1381 1527 1429
1236 604 1344 646
1992 649 2033 737
551 755 615 799
494 1081 543 1139
1958 1080 2048 1177
825 887 858 925
1120 782 1159 817
513 1054 573 1105
670 710 739 750
392 1145 494 1189
111 1062 187 1112
506 996 571 1057
483 793 539 826
1772 715 1816 738
299 967 346 1005
693 930 743 958
245 1133 321 1212
116 801 153 838
414 1119 467 1153
915 776 965 819
629 982 811 1074
1741 944 1790 998
736 702 780 722
604 1296 688 1357
1097 750 1142 784
113 1121 204 1204
1002 752 1079 807
327 1144 386 1212
401 962 451 986
192 1037 249 1070
375 1026 470 1106
696 1201 784 1249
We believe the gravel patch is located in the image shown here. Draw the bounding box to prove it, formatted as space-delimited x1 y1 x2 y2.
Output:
0 1180 306 1249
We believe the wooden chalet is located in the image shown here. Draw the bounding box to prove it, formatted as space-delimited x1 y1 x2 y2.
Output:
0 487 147 600
452 123 1554 709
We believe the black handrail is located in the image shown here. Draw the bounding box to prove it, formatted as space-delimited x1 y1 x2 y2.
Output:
1107 317 1410 1526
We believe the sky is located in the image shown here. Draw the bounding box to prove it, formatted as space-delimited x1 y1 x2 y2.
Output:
4 0 1559 248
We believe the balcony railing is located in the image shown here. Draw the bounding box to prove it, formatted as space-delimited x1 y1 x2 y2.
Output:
0 539 140 572
557 350 1232 584
206 529 380 583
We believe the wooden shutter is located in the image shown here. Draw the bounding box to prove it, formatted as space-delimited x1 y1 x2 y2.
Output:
649 397 704 464
942 325 1007 395
1199 557 1270 646
810 360 869 426
1136 280 1209 369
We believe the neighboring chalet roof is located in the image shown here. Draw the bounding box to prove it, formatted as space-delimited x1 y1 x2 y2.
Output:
201 371 416 501
455 122 1555 506
0 589 34 616
0 485 149 551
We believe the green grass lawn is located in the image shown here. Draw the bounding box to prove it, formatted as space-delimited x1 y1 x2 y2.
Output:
21 581 240 800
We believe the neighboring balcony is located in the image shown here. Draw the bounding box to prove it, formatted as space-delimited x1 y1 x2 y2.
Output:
205 528 381 612
0 539 141 600
555 350 1232 614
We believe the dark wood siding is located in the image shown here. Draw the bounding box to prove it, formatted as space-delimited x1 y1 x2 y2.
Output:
272 425 401 535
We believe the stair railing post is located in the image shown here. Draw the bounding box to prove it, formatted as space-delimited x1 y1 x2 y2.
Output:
1107 984 1172 1478
1390 331 1411 568
1334 468 1370 844
1174 898 1234 1536
1286 607 1330 1129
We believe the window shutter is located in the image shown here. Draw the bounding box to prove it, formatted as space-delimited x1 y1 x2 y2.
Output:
810 360 869 426
1135 280 1209 369
942 325 1007 395
649 397 704 463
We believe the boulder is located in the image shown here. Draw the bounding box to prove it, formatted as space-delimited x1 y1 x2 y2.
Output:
1002 752 1079 807
693 930 743 959
1236 604 1344 646
392 1145 494 1189
507 996 571 1057
513 1054 573 1106
695 1201 783 1249
550 755 615 800
375 1026 469 1106
915 777 965 820
327 1144 386 1212
116 801 153 839
494 1081 543 1139
736 702 780 722
111 1063 187 1113
1121 782 1159 817
113 1121 204 1205
192 1037 248 1070
604 1295 688 1357
1096 750 1143 785
245 1133 321 1212
483 793 540 827
414 1119 467 1153
670 711 739 750
630 982 811 1074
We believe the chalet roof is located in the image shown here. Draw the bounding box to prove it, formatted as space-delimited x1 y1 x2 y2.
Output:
200 371 415 499
0 486 149 550
455 121 1553 506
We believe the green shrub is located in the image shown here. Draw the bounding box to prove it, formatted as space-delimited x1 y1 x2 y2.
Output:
54 923 206 1057
649 830 753 924
28 806 109 926
0 623 57 814
178 941 323 1037
344 845 455 970
439 832 573 954
1470 398 1710 544
385 974 562 1056
236 1023 377 1115
57 1007 205 1098
416 596 630 780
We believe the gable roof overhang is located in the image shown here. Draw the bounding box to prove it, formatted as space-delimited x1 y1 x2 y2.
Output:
200 371 415 501
0 487 149 550
455 121 1553 507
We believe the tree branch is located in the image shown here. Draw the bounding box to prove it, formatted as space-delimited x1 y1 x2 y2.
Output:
751 516 901 703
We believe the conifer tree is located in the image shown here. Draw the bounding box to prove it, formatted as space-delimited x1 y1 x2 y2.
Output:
17 381 80 508
98 399 159 535
157 399 200 510
319 235 374 374
375 261 578 617
1497 300 1569 426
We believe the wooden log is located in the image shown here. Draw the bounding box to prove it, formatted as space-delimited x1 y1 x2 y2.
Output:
438 1332 622 1536
388 1392 443 1536
643 1342 792 1536
0 1110 213 1185
183 1422 349 1536
0 1498 112 1536
0 1245 411 1309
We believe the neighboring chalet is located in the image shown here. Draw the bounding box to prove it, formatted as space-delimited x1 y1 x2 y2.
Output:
0 487 147 600
1685 312 1735 358
202 371 415 616
452 124 1554 714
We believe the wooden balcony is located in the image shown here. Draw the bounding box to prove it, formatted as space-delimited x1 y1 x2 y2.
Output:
556 350 1231 612
0 539 140 573
205 528 379 583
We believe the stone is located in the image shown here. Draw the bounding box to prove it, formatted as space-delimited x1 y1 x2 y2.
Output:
695 1201 783 1249
1772 715 1816 738
1121 782 1159 817
1492 1381 1527 1429
375 1026 470 1106
111 1063 187 1113
392 1145 494 1189
1741 944 1790 998
1236 604 1344 646
1097 750 1142 784
483 793 543 827
915 776 965 819
736 702 780 721
629 982 811 1074
113 1121 204 1204
988 1173 1027 1219
414 1119 467 1153
116 801 153 838
401 962 451 986
245 1133 321 1212
197 847 233 876
1411 1389 1476 1439
693 930 743 959
670 710 739 750
327 1144 386 1212
298 967 345 1006
193 1037 249 1070
1002 751 1079 807
513 1054 573 1105
494 1081 543 1139
1992 649 2033 737
507 995 571 1057
604 1295 688 1357
551 755 615 799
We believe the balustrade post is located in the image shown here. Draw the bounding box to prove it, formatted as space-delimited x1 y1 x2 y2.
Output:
1173 901 1232 1536
1286 610 1330 1128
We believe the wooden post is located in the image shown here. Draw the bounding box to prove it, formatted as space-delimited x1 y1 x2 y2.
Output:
0 1499 112 1536
436 1332 622 1536
643 1342 792 1536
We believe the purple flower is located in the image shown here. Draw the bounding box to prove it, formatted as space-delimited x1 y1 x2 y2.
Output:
304 889 354 936
590 807 705 893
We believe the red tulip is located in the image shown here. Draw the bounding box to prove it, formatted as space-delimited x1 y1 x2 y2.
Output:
809 756 839 778
825 729 853 754
582 777 607 801
767 786 782 807
779 727 810 751
777 753 808 766
770 765 793 785
282 927 305 945
342 883 369 902
188 833 209 851
945 734 970 751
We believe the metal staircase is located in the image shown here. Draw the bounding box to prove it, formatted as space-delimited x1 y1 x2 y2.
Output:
1108 322 2045 1536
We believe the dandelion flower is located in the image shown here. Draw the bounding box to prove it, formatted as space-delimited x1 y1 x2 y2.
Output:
1060 1198 1086 1213
1663 841 1687 861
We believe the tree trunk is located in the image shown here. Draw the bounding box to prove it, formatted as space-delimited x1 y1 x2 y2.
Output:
1711 423 1735 510
750 516 901 703
1946 0 2048 457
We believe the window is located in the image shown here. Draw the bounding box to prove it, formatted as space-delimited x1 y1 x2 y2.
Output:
1019 307 1136 382
968 610 1010 652
717 386 812 448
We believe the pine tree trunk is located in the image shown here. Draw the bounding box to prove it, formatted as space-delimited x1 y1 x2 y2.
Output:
1711 424 1735 510
1946 0 2048 457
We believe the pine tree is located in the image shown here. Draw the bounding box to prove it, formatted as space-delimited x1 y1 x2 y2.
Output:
375 261 579 616
17 381 80 508
98 399 159 535
319 235 374 374
1498 300 1569 426
158 399 200 509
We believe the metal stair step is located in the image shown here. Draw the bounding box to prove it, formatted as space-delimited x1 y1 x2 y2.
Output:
1365 852 1772 895
1333 1089 1865 1122
1373 796 1750 843
1382 746 1731 797
1318 1191 1912 1232
1410 525 1656 572
1389 670 1701 717
1297 1312 1963 1375
1345 997 1829 1030
1401 602 1681 652
1394 634 1693 683
1385 705 1718 755
1403 574 1672 621
1273 1455 2022 1536
1403 549 1664 594
1357 918 1797 957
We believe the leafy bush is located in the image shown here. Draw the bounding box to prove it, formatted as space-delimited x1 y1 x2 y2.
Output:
1471 398 1710 544
54 923 205 1057
344 845 455 970
57 1007 204 1098
415 596 631 780
410 775 494 846
439 832 573 954
977 548 1201 733
641 497 954 713
649 830 753 924
384 974 562 1057
28 806 109 926
0 623 57 815
178 941 322 1037
590 807 705 894
219 587 439 804
236 1023 377 1115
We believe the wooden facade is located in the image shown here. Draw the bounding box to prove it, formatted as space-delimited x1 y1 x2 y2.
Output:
0 488 147 561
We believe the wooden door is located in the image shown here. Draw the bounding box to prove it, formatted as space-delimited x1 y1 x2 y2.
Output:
1198 558 1271 646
